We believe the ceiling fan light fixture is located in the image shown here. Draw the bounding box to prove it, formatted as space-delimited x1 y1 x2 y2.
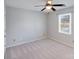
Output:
47 0 52 4
46 6 52 9
35 0 65 11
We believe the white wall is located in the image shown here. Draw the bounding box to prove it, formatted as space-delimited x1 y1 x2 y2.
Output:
6 6 74 48
48 6 74 47
6 6 47 48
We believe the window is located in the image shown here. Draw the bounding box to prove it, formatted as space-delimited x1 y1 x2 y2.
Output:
58 13 72 34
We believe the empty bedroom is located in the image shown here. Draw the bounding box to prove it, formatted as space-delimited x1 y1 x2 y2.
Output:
4 0 74 59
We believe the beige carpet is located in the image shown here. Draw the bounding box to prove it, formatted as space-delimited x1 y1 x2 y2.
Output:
5 39 74 59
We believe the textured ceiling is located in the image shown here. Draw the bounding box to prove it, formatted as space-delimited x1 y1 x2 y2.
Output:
5 0 74 11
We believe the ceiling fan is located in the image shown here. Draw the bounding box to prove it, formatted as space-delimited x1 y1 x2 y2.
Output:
35 0 65 11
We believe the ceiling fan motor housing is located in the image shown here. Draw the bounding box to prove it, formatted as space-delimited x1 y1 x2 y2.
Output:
46 3 52 6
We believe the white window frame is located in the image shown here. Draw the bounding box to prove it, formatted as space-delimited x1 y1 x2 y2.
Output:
58 13 72 34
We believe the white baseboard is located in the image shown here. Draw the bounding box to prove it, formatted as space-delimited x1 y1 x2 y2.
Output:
48 36 74 48
6 36 47 48
6 35 73 48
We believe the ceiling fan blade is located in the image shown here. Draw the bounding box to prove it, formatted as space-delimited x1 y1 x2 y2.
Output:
51 7 56 11
52 4 65 6
41 8 46 11
34 5 45 7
